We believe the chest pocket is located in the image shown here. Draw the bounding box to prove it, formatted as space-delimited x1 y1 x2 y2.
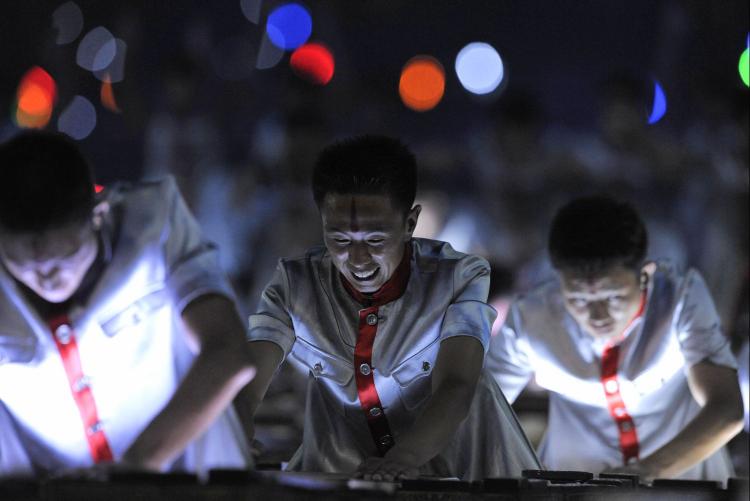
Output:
0 335 37 365
391 335 442 410
99 288 168 337
291 336 353 386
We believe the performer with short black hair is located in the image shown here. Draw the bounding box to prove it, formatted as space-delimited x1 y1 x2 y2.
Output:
238 135 540 481
0 131 256 476
487 196 744 482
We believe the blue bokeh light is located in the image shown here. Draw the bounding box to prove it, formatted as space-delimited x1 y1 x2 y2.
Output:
647 80 667 125
266 3 312 51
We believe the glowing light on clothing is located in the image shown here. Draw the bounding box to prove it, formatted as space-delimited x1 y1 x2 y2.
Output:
647 80 667 125
52 1 84 45
76 27 117 72
58 96 97 140
266 3 312 51
14 66 57 129
290 42 334 85
399 56 445 112
739 46 749 87
455 42 504 95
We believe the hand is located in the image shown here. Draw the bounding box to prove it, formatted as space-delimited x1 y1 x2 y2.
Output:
354 454 419 482
601 461 657 483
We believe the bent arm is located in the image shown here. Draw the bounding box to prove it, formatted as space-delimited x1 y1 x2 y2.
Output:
121 294 257 470
630 361 744 480
382 335 484 468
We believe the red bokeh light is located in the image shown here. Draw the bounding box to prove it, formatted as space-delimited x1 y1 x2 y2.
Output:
290 42 335 85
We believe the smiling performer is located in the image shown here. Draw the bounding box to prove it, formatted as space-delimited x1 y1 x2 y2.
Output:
486 196 743 482
238 135 540 481
0 131 255 476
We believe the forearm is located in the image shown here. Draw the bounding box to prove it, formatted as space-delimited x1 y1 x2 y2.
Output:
385 380 476 467
639 400 744 478
122 343 255 470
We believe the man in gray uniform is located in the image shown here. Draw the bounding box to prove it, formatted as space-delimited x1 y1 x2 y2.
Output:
237 135 540 481
486 196 744 482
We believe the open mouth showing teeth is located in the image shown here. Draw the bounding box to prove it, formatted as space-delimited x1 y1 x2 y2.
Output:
351 267 379 281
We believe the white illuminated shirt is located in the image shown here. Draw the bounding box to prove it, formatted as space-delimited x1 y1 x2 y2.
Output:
248 238 541 480
486 261 737 481
0 177 250 476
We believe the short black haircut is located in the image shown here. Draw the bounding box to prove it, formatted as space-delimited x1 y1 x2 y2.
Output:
312 135 417 215
0 130 95 233
548 196 648 276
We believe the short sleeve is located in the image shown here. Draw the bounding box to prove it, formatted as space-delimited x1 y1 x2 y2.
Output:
161 177 235 312
439 254 497 351
674 269 737 370
247 261 296 358
485 302 535 403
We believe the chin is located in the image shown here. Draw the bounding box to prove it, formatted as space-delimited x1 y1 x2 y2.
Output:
34 286 76 303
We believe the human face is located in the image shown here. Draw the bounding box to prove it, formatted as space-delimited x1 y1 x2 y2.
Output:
321 193 420 293
559 265 645 342
0 221 98 303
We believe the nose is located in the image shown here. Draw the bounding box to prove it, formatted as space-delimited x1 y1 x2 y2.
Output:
588 301 611 325
348 242 371 267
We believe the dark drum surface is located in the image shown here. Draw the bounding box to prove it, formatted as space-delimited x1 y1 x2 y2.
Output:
0 469 747 501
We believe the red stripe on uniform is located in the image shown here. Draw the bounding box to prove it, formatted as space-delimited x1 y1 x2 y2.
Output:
600 292 647 465
48 314 113 463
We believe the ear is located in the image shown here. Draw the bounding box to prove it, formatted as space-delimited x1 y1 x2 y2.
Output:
639 261 656 290
405 204 422 237
91 200 111 230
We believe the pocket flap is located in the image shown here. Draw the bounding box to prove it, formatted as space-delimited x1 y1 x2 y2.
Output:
291 337 353 386
99 288 168 337
391 335 441 387
0 335 37 364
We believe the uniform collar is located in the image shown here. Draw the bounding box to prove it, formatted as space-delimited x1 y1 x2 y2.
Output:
340 242 412 308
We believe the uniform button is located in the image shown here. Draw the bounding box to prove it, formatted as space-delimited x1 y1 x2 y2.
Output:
422 361 431 372
613 407 626 418
55 324 72 345
365 313 378 326
604 380 619 394
313 362 323 374
359 363 371 376
369 407 382 417
73 376 91 392
620 421 633 432
378 434 393 447
87 421 103 435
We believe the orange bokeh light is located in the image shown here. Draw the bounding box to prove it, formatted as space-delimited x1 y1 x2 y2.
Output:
15 66 57 129
100 77 121 113
398 56 445 112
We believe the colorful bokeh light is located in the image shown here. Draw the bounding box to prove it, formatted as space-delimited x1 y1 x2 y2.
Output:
647 80 667 125
15 66 57 129
290 43 334 85
52 1 84 45
455 42 504 95
100 78 121 113
76 26 116 72
399 56 445 112
266 3 312 51
740 47 749 87
58 96 97 140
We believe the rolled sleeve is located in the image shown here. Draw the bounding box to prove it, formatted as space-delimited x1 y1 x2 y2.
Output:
674 269 737 370
485 303 535 403
161 177 235 312
439 254 497 351
247 261 296 358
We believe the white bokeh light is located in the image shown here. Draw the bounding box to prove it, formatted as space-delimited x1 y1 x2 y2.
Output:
58 96 97 140
76 27 116 72
455 42 504 95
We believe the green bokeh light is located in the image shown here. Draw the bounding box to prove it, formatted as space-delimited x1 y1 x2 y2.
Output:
740 47 749 87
